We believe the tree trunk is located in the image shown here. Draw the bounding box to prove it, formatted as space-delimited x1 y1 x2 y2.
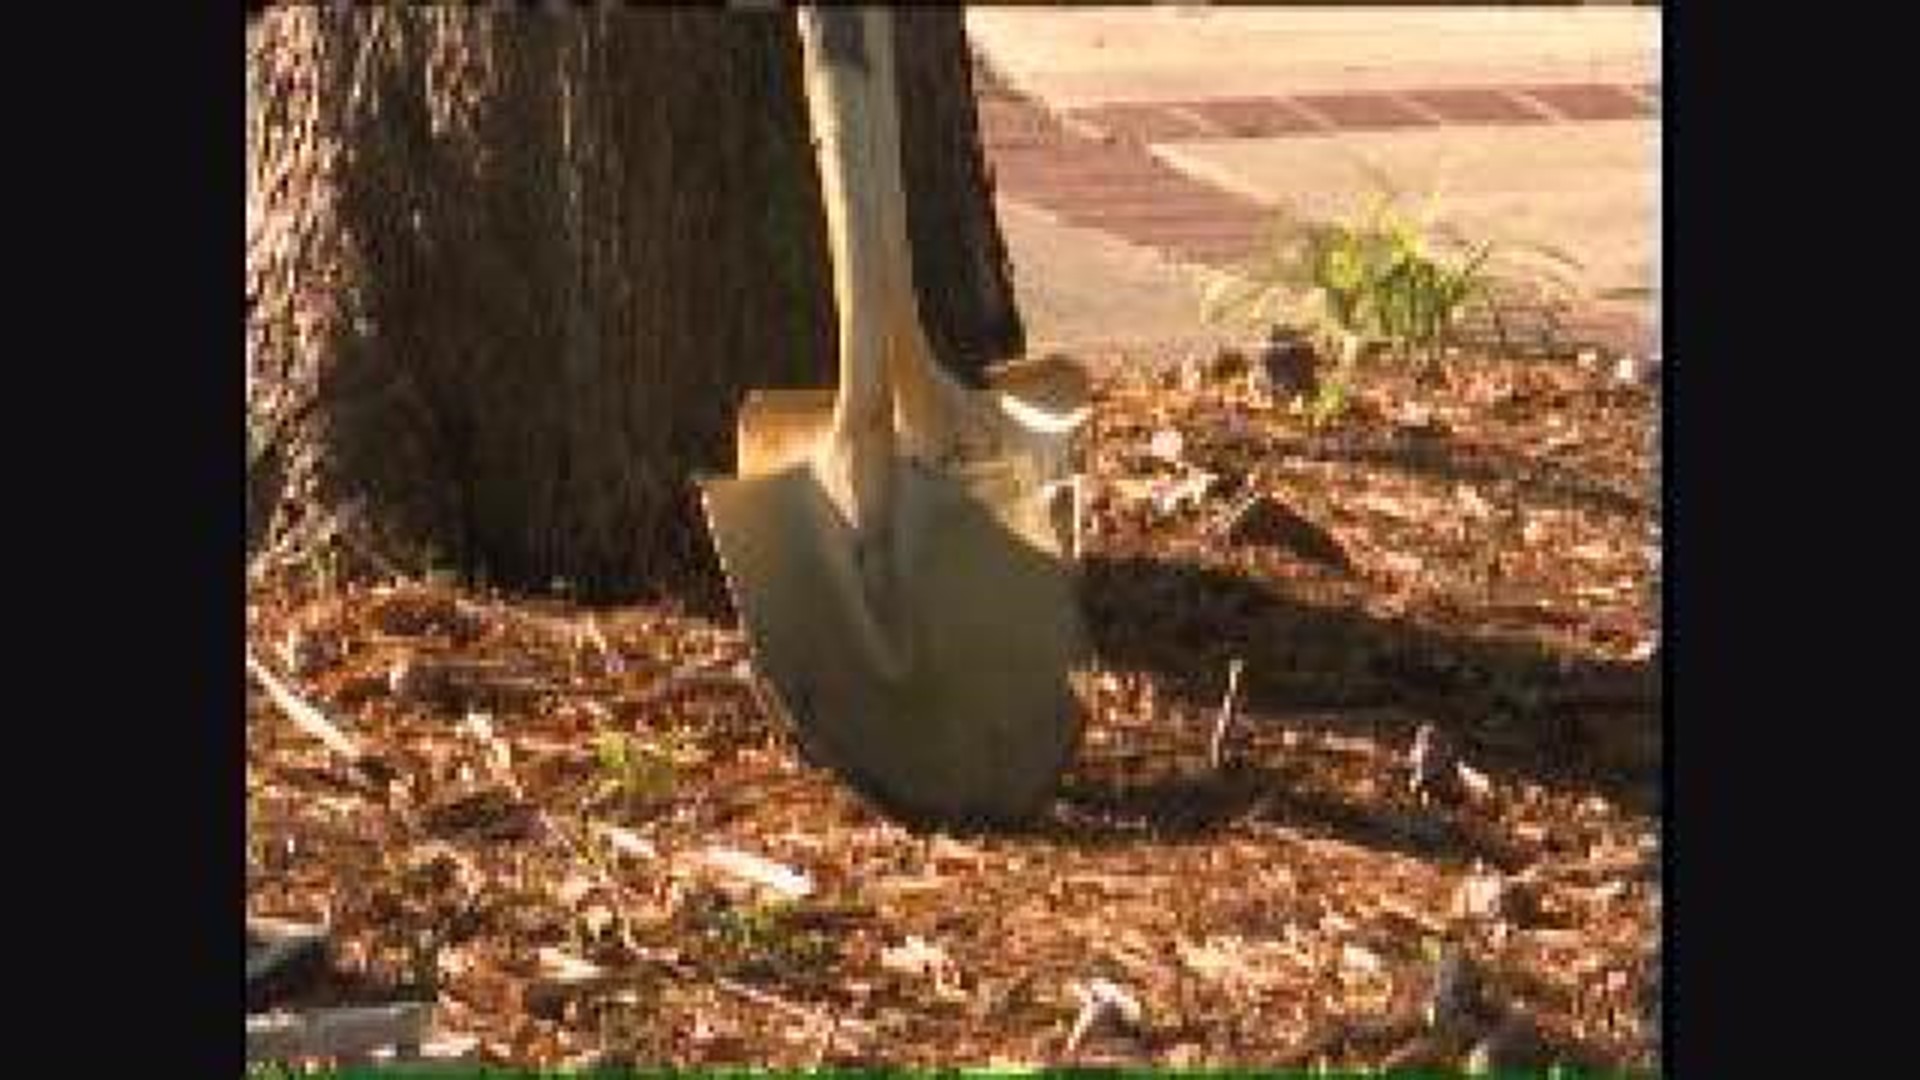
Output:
246 7 1023 600
893 8 1025 383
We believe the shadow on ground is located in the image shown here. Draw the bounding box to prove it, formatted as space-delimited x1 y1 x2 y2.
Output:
1056 553 1658 836
1251 422 1651 522
1041 761 1529 870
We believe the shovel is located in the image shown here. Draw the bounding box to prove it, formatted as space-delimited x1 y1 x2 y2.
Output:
699 7 1092 825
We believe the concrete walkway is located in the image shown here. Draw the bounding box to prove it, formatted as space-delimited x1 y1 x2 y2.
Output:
969 6 1661 363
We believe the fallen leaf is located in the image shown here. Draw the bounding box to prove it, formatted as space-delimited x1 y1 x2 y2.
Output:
553 873 595 908
1452 871 1534 924
1457 764 1495 801
592 822 659 862
1148 427 1186 464
1455 484 1494 521
1164 1041 1207 1068
1378 551 1426 578
684 845 814 902
527 948 615 1019
1341 942 1383 975
1354 490 1419 521
536 946 607 985
418 1031 482 1061
1155 469 1219 516
1569 540 1614 563
1177 936 1289 993
880 935 951 981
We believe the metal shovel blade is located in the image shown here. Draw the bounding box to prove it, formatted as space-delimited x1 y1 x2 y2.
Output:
730 355 1091 556
701 452 1085 825
734 355 1091 480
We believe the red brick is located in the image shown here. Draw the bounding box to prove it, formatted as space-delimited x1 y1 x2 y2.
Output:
1163 238 1264 268
977 101 1064 151
1051 186 1263 215
989 151 1191 195
990 145 1175 175
1404 87 1548 125
1069 102 1214 144
1291 92 1439 131
1116 215 1263 237
1513 84 1652 121
997 173 1196 203
1180 97 1327 138
1106 219 1264 252
998 174 1181 201
1063 202 1270 234
990 144 1165 177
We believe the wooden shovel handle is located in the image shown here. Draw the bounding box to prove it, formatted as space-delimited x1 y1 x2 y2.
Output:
791 10 887 457
800 10 960 458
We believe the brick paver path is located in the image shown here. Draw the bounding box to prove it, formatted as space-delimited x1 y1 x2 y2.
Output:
977 79 1658 354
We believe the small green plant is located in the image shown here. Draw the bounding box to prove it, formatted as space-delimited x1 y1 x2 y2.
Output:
592 730 691 811
1297 331 1361 431
700 899 835 977
303 542 343 595
1205 192 1494 371
1323 197 1492 365
1305 369 1351 430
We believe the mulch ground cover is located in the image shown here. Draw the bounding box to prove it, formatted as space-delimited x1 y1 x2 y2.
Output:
247 345 1660 1072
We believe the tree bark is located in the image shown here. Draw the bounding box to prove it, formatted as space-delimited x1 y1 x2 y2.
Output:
893 8 1025 383
246 7 1023 600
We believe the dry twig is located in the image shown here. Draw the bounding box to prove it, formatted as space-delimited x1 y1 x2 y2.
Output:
630 656 761 709
1064 978 1143 1057
247 648 365 763
714 976 874 1057
1209 658 1246 769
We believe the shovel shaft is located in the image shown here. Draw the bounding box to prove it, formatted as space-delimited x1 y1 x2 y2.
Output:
797 8 895 532
854 7 958 457
802 8 967 465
